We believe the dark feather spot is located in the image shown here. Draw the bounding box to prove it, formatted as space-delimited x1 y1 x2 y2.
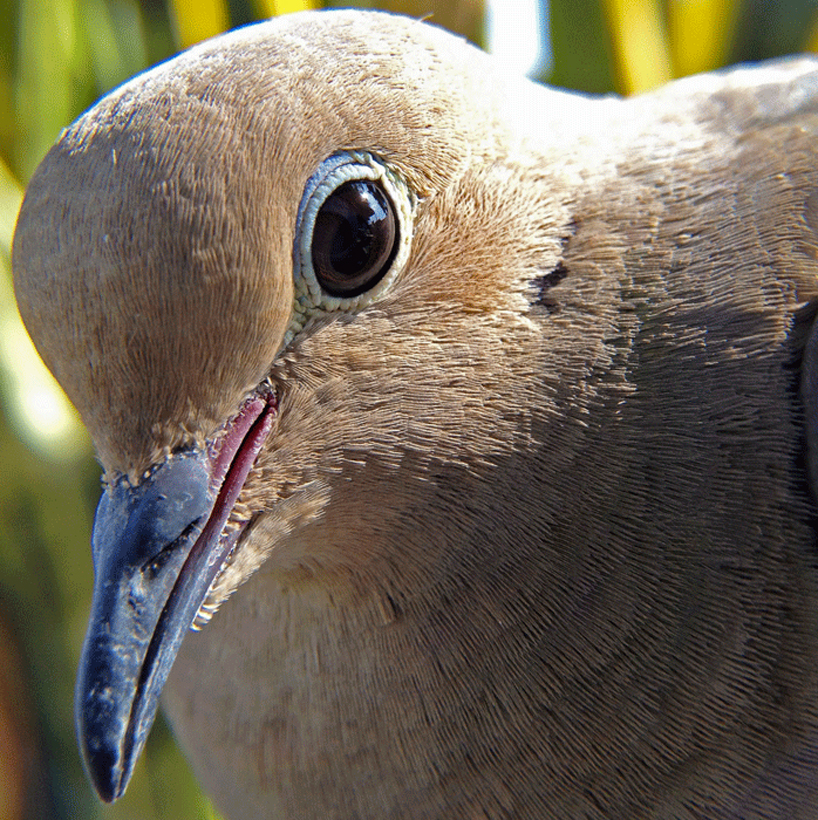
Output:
530 261 569 313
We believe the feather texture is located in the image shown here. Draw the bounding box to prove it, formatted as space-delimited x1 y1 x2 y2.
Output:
12 10 818 819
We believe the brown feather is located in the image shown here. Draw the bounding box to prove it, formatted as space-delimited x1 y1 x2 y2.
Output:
12 10 818 819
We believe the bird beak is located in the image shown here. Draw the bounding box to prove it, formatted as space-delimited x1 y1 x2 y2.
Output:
75 391 277 802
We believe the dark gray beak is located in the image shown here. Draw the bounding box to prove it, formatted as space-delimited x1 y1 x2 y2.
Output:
75 393 276 802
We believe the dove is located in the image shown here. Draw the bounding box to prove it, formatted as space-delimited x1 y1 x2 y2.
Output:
11 8 818 819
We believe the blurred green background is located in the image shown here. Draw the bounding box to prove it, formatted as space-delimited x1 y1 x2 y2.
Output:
2 1 818 818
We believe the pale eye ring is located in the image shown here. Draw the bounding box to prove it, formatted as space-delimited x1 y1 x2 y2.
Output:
289 151 415 338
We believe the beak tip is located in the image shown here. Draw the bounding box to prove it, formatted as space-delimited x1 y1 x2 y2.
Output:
76 697 131 803
86 754 126 804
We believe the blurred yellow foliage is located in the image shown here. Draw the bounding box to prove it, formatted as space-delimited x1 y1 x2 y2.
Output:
170 0 230 48
603 0 672 92
668 0 738 77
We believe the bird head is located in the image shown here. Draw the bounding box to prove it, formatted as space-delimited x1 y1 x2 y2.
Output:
12 10 603 802
14 9 818 817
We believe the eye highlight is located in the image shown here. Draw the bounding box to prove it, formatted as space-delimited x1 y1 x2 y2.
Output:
289 151 415 343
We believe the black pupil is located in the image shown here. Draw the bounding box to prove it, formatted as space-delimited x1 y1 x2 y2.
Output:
311 179 398 297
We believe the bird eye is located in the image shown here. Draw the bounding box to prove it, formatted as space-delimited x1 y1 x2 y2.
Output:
288 151 415 344
311 179 398 297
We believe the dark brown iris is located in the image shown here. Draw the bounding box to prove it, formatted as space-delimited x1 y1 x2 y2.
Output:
311 179 398 297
